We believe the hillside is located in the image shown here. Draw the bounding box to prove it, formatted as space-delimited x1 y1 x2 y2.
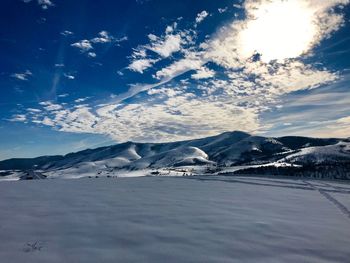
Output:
0 131 349 180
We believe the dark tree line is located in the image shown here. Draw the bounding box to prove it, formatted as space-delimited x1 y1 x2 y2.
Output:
233 162 350 180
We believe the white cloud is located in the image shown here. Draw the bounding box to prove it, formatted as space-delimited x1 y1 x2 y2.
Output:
74 97 89 103
127 23 194 74
131 48 147 58
218 7 228 13
148 34 158 41
27 108 41 113
75 31 127 46
56 107 98 134
337 116 350 124
108 78 176 104
144 22 182 58
37 0 54 9
71 40 93 52
128 58 158 73
27 90 260 142
23 0 54 9
88 52 97 58
91 31 117 44
191 66 215 80
64 73 75 80
97 31 127 44
9 114 26 122
42 116 55 126
117 36 128 42
96 104 118 117
155 52 204 79
61 30 73 37
165 23 177 34
39 101 62 111
195 11 209 24
71 31 127 57
149 34 182 58
11 70 32 81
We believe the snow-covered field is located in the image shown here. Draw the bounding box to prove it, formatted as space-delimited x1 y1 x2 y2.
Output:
0 176 350 262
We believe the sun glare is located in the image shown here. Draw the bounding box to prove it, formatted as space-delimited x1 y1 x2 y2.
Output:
237 1 317 62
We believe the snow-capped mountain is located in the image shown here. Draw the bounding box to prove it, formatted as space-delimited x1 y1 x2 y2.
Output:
0 131 349 179
283 141 350 163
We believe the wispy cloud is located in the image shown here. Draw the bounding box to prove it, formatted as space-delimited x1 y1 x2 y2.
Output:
127 22 196 74
154 52 204 79
90 31 127 44
87 52 97 58
23 0 54 10
39 101 62 111
71 31 127 57
195 10 209 24
218 7 228 13
61 30 73 37
37 0 54 9
191 66 215 80
128 58 158 73
27 108 42 113
10 114 27 122
11 70 32 81
148 34 182 58
74 97 89 103
91 31 113 43
71 40 93 52
63 73 75 80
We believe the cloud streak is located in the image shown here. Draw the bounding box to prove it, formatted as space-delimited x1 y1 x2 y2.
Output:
71 31 127 57
11 70 32 81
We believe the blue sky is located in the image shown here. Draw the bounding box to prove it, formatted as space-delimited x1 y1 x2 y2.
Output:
1 0 350 160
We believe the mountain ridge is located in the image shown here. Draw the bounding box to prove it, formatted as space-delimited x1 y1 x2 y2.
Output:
1 131 348 174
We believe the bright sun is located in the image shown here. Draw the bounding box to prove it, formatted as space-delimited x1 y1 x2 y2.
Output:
237 0 317 62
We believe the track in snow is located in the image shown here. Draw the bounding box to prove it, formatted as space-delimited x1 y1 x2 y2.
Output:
303 180 350 220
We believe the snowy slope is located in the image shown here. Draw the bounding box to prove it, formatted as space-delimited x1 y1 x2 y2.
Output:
0 131 348 180
283 141 350 164
43 142 142 170
212 136 289 166
128 146 213 169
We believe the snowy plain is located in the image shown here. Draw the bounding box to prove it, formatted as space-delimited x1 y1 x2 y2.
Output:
0 176 350 263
